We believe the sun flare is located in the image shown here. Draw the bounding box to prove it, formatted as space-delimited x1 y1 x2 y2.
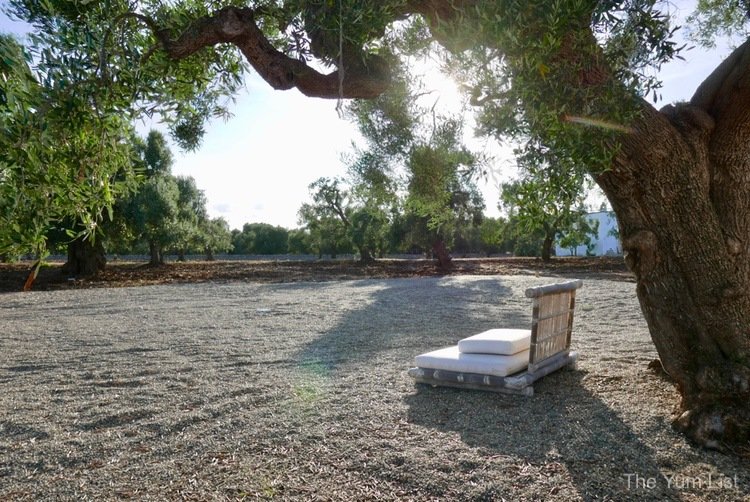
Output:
414 57 465 112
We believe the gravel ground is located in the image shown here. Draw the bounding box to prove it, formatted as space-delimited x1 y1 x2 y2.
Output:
1 275 748 501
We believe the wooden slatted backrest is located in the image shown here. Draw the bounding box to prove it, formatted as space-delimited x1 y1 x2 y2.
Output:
524 280 582 372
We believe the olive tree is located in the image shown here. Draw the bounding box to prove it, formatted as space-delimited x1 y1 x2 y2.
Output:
500 148 595 261
347 64 485 269
0 34 136 283
302 175 391 263
200 217 233 260
115 131 212 263
124 174 180 265
231 222 289 255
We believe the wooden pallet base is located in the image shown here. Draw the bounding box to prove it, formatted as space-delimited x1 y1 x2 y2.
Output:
408 351 578 397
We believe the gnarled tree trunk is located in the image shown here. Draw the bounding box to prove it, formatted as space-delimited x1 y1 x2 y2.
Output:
594 42 750 449
358 247 376 264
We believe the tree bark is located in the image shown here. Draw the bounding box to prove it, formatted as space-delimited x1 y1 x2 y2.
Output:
128 7 390 99
593 78 750 450
149 241 163 266
432 239 453 271
541 235 554 262
536 23 750 451
358 247 376 264
63 238 106 277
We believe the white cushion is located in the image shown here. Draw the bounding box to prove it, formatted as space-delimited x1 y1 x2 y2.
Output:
458 329 531 355
414 345 529 377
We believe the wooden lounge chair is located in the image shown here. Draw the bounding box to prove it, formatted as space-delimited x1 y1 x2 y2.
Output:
408 279 582 396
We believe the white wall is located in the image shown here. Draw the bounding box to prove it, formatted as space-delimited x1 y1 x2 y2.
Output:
556 211 622 257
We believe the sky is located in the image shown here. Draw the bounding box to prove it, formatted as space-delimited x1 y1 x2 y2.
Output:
0 1 735 231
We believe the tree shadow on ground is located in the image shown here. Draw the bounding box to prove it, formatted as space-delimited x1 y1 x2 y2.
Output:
296 275 748 500
296 277 518 372
404 372 686 501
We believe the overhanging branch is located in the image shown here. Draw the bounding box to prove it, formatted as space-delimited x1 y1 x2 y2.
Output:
137 6 390 99
123 1 481 99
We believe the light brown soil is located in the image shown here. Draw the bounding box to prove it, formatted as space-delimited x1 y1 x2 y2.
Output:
1 259 748 500
0 256 633 293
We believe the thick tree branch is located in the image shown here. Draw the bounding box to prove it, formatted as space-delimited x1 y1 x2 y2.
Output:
690 38 750 113
136 1 479 99
688 37 750 160
688 38 750 269
143 6 390 99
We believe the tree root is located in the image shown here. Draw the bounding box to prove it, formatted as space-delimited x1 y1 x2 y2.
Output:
673 403 750 453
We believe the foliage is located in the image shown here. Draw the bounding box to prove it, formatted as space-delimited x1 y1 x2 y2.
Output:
511 231 546 258
0 34 137 261
0 0 707 262
111 130 215 263
170 175 208 259
122 173 180 264
200 217 233 260
287 228 312 255
500 143 595 261
477 217 509 256
558 213 600 256
447 0 681 158
7 0 246 150
346 60 485 262
346 58 416 159
0 0 243 265
141 130 174 178
298 178 362 259
297 201 353 258
349 206 390 259
405 118 481 231
687 0 750 48
231 223 290 255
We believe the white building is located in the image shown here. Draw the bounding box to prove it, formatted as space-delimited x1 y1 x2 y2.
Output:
555 211 622 257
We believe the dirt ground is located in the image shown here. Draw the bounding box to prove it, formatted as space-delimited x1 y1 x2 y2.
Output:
1 258 749 501
0 256 633 293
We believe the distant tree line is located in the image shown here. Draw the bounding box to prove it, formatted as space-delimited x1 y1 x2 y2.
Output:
225 209 599 260
1 40 602 271
24 127 601 266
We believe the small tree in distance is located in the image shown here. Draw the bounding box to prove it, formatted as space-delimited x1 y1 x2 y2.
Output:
301 177 389 263
478 217 509 257
200 217 233 260
114 130 215 264
500 147 594 261
231 223 289 255
125 175 180 265
558 212 600 257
